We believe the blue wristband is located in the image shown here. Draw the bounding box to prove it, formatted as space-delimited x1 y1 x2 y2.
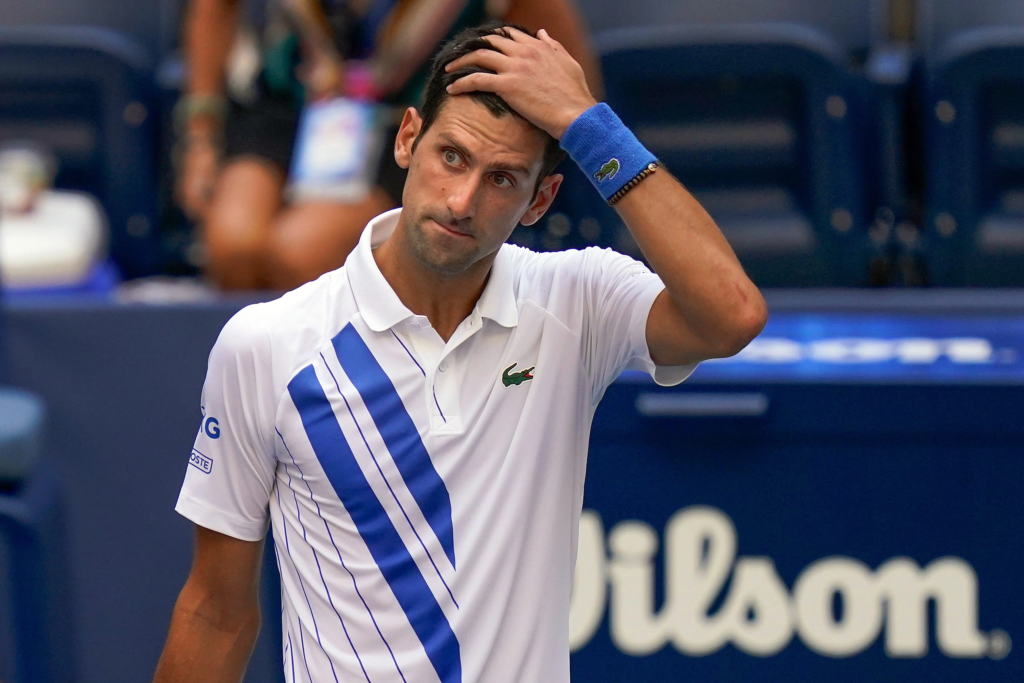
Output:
559 103 657 202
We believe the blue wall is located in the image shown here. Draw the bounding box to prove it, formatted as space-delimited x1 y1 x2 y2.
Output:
2 292 1022 681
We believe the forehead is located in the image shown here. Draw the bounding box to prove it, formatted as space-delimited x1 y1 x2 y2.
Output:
426 96 546 171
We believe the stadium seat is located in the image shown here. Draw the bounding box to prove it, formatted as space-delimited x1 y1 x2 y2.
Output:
586 23 876 286
525 0 909 285
0 291 74 682
0 390 44 483
0 26 161 279
0 467 75 683
919 0 1024 284
577 0 883 53
0 0 179 61
0 390 75 683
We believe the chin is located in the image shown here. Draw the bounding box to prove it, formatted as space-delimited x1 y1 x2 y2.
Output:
404 217 468 273
414 248 478 276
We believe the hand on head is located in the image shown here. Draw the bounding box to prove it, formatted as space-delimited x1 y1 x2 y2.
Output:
443 27 598 140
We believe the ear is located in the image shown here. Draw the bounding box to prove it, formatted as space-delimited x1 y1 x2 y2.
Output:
519 174 563 227
394 107 423 170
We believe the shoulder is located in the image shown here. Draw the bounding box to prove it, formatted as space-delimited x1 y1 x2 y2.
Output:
505 243 649 294
213 268 355 370
503 243 583 287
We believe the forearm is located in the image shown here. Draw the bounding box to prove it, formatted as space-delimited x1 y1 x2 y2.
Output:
614 171 767 356
373 0 470 95
152 581 260 683
184 0 240 130
556 102 765 360
282 0 343 62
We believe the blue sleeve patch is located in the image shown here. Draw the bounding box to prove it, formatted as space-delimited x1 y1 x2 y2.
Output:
189 448 214 474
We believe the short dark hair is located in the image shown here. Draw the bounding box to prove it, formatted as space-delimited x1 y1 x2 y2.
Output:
415 21 566 198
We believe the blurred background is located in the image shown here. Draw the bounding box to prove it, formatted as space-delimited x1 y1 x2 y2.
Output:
0 0 1022 681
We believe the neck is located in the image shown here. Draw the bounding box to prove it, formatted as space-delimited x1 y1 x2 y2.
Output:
373 216 494 342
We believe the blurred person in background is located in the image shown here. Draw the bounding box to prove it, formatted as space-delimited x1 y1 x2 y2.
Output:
175 0 603 290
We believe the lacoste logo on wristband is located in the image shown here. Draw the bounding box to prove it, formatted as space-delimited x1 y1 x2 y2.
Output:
595 158 620 182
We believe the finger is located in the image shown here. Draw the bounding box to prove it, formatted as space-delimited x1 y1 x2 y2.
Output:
446 71 502 96
503 26 543 47
184 186 205 217
179 190 202 220
181 173 213 216
475 33 528 57
192 187 213 219
445 48 512 74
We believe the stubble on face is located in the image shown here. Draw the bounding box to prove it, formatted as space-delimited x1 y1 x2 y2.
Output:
402 204 488 276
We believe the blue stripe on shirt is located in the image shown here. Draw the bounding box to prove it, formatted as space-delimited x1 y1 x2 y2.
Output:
288 364 462 683
332 323 457 568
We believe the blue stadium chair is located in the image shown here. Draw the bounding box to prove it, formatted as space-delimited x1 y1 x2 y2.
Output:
521 0 910 284
920 1 1024 284
917 0 1024 59
0 391 75 683
0 290 75 682
585 23 875 286
0 26 161 279
0 0 179 59
0 390 43 483
578 0 885 52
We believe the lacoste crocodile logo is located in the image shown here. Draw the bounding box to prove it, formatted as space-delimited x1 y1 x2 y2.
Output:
502 363 535 387
594 158 620 182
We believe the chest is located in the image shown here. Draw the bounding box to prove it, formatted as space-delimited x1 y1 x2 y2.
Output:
385 301 584 439
274 304 593 568
278 302 588 486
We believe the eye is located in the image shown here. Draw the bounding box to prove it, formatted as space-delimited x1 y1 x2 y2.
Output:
443 149 461 166
491 173 513 188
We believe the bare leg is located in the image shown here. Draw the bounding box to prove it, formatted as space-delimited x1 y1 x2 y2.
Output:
264 187 395 290
203 158 285 290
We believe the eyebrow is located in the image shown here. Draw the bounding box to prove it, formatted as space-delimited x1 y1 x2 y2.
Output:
436 132 532 177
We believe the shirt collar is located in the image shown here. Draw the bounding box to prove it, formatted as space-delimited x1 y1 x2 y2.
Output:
347 208 520 332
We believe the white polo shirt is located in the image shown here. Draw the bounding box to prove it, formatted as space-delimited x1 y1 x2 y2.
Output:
176 208 694 683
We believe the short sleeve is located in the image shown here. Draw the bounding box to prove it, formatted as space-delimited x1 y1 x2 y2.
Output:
579 248 697 399
175 306 278 541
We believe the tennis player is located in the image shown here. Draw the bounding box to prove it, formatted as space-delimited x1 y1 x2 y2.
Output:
153 22 766 683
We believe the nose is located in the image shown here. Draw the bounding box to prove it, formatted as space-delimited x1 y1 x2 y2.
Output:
445 172 480 222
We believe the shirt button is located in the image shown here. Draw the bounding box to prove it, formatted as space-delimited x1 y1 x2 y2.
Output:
439 361 448 372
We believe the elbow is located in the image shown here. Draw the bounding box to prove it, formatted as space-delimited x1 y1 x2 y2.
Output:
717 294 768 359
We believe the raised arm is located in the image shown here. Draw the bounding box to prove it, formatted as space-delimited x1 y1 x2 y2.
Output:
152 526 264 683
608 170 767 366
445 27 767 367
281 0 346 99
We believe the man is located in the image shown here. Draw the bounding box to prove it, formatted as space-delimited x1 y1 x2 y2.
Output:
154 22 767 683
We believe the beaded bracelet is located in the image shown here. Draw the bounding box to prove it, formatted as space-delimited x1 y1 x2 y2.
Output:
608 162 659 205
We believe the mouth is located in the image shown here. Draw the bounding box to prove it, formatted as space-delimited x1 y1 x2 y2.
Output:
429 217 472 239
